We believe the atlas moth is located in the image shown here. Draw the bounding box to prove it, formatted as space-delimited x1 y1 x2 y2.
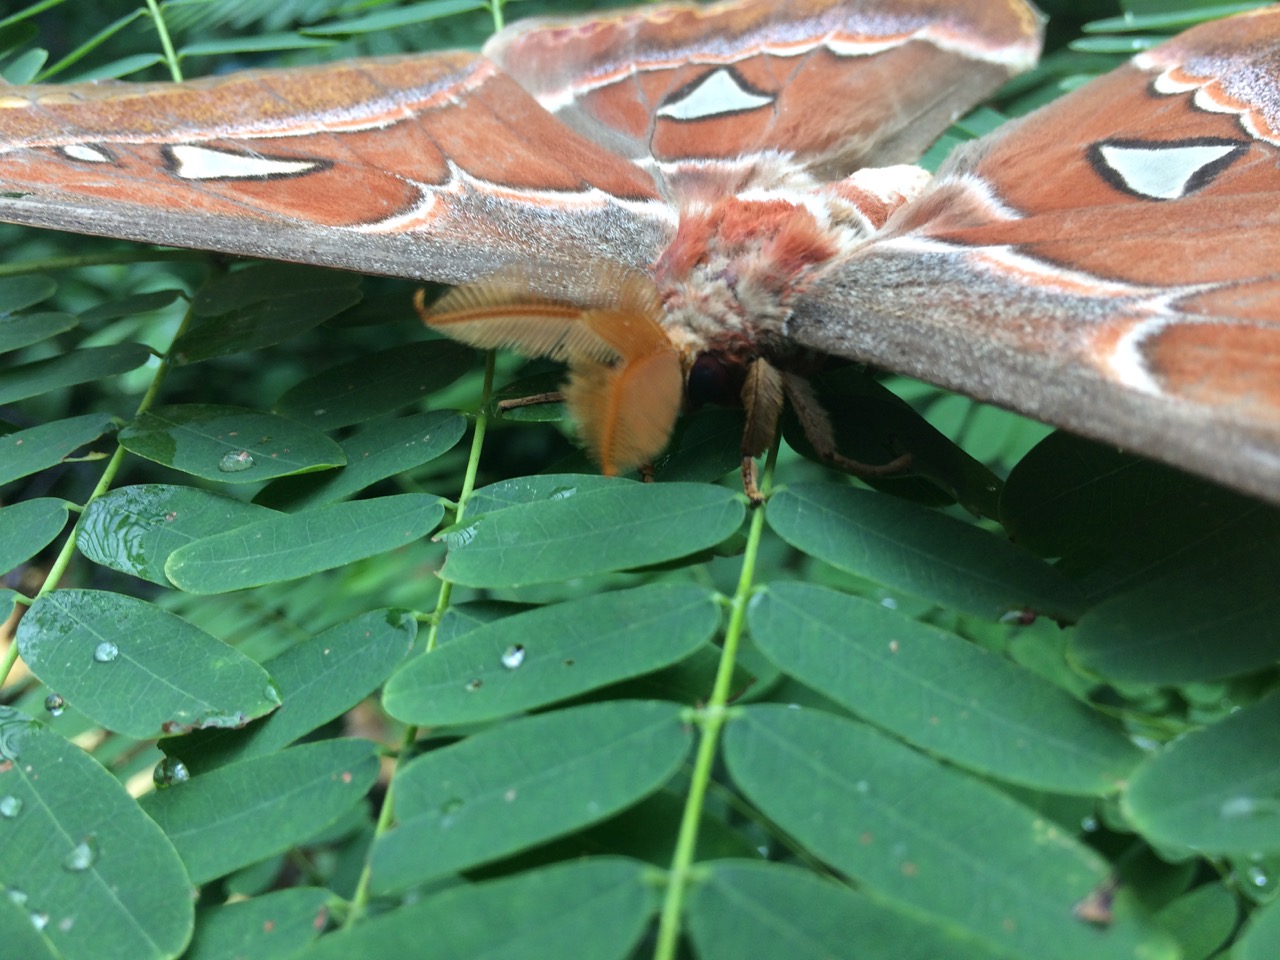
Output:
0 0 1277 503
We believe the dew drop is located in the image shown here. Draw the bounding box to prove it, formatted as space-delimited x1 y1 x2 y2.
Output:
501 645 526 670
1080 815 1099 833
62 837 98 873
464 678 483 692
217 449 255 473
0 795 22 818
44 693 65 717
441 797 464 816
153 757 190 788
30 910 49 931
1247 864 1272 888
6 887 28 906
93 642 119 663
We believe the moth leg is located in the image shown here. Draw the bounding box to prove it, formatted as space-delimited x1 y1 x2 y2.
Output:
781 372 912 479
496 391 564 412
740 358 786 504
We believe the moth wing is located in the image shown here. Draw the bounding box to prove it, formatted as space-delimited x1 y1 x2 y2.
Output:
485 0 1043 179
0 53 674 286
787 9 1280 504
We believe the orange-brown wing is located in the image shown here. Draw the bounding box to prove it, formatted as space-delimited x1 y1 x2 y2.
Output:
0 53 674 285
486 0 1043 179
788 9 1280 505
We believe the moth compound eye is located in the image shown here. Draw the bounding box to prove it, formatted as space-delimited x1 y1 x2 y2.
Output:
686 353 744 409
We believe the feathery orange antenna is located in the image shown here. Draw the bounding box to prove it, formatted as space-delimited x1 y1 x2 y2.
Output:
417 264 684 475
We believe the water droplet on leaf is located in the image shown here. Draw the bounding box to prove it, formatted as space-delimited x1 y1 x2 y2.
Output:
217 450 255 473
0 796 22 818
62 837 98 872
93 642 119 663
6 887 28 906
501 645 525 669
153 757 190 788
43 693 65 717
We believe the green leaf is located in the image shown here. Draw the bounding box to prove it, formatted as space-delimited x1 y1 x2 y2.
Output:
686 860 995 960
0 413 117 487
440 482 745 588
16 590 280 739
1072 538 1280 683
174 265 363 363
1084 4 1268 31
465 472 619 516
179 33 336 56
0 274 55 314
184 887 329 960
748 582 1142 794
274 340 475 430
304 0 488 35
370 701 691 892
0 311 77 354
69 52 165 82
298 858 654 960
0 342 151 405
1000 433 1276 600
140 739 378 884
0 708 193 960
724 705 1173 960
0 589 19 621
170 609 417 769
383 583 720 726
0 893 56 960
165 493 445 594
654 407 744 485
1238 896 1280 960
1124 691 1280 855
77 485 278 586
78 289 183 323
118 404 346 484
255 411 467 510
767 483 1084 620
0 499 69 575
1155 882 1238 960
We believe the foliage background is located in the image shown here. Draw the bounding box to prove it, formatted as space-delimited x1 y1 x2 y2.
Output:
1 1 1279 958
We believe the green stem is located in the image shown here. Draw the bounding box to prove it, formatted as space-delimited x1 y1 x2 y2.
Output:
346 350 496 927
652 446 778 959
0 289 198 690
143 0 184 82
